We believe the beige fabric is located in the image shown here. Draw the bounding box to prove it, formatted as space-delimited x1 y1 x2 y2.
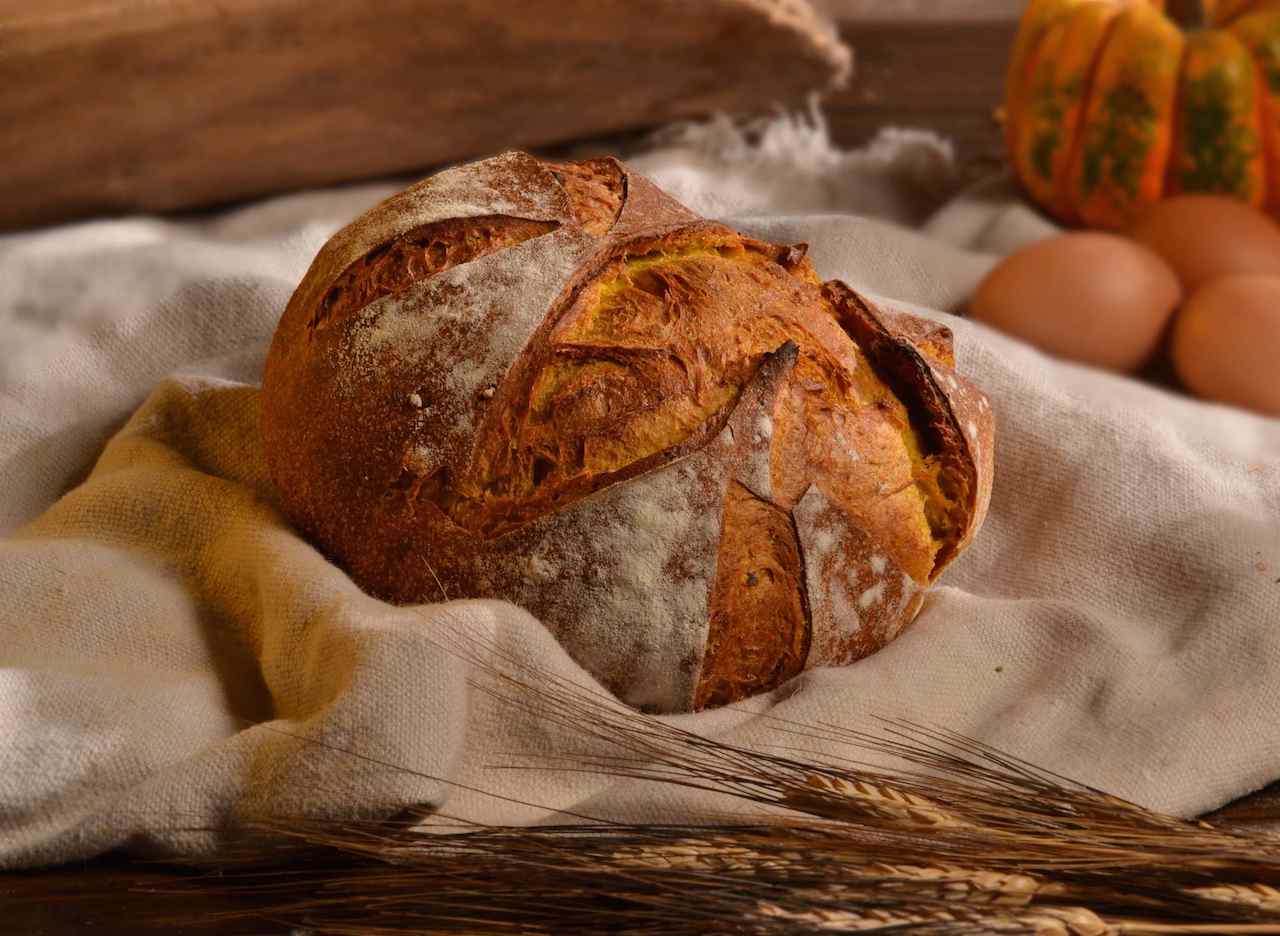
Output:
3 137 1280 869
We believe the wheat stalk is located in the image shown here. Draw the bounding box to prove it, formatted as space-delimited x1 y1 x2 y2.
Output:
1188 884 1280 912
130 630 1280 934
759 902 1115 935
785 772 968 829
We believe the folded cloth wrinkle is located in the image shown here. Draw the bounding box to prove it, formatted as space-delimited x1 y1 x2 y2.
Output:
2 123 1278 868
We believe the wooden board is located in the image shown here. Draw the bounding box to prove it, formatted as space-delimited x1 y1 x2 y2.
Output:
823 19 1015 188
820 0 1021 22
0 0 848 231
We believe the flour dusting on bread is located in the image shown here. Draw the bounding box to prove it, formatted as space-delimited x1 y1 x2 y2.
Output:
334 226 593 475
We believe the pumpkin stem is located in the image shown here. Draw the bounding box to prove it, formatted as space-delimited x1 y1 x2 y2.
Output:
1165 0 1209 29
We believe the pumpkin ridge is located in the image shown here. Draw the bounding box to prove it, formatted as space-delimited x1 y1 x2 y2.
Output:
1069 3 1185 226
1164 26 1196 196
1023 21 1070 186
1232 7 1280 209
1005 0 1100 158
1057 5 1129 221
1013 16 1064 181
1171 29 1264 200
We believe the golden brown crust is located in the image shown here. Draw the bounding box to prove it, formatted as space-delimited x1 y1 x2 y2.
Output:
697 481 809 710
282 152 575 342
822 282 981 578
260 152 994 713
544 158 625 236
307 215 558 333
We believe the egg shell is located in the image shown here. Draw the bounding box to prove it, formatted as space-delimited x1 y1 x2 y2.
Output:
970 232 1181 373
1171 274 1280 417
1129 195 1280 293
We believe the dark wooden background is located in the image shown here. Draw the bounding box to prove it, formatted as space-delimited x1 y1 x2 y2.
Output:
6 13 1276 936
827 20 1011 183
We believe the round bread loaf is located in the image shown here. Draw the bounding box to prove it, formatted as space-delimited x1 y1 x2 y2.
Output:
261 152 994 713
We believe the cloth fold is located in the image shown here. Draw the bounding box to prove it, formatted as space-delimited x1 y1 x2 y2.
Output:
3 124 1279 869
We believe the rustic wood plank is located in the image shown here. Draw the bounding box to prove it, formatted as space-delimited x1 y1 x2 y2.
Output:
820 0 1022 23
1202 780 1280 838
2 859 273 934
824 19 1017 187
0 0 847 232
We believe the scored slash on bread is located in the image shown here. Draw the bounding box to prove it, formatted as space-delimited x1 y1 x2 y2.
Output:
261 152 994 713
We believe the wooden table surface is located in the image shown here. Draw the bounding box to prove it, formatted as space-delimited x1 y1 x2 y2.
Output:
7 15 1277 935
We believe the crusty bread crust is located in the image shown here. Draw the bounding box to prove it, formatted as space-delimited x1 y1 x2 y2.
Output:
261 152 994 713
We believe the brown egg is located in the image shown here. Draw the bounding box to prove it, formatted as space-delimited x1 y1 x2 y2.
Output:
1171 275 1280 417
1129 195 1280 293
970 232 1181 372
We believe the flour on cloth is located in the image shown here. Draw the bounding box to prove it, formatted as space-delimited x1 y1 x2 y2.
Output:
3 118 1279 869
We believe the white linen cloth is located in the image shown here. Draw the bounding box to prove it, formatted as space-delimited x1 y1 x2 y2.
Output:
3 121 1279 869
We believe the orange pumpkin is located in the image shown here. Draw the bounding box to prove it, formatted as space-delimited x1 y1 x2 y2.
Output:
1005 0 1280 227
